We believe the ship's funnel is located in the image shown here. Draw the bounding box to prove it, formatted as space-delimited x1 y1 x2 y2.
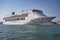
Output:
12 12 15 15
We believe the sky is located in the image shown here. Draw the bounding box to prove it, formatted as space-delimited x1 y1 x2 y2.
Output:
0 0 60 21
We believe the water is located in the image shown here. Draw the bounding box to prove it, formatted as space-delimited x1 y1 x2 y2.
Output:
0 24 60 40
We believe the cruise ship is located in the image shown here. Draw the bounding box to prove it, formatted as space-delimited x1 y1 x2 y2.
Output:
2 9 56 25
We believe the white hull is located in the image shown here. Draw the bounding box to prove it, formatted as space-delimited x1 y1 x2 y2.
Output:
3 17 55 25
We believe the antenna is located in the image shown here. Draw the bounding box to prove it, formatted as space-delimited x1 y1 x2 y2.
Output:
22 10 24 12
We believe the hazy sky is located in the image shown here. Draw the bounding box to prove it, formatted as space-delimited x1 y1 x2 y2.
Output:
0 0 60 21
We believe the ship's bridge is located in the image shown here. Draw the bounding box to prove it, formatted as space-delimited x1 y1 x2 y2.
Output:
32 9 47 17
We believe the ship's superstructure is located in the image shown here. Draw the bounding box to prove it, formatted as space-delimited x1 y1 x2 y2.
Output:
2 9 56 25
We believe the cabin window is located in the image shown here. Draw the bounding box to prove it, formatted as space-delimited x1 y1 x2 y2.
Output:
17 18 20 20
21 18 25 20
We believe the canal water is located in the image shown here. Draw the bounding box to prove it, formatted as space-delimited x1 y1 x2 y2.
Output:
0 24 60 40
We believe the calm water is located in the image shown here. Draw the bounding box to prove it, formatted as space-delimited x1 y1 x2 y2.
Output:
0 24 60 40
